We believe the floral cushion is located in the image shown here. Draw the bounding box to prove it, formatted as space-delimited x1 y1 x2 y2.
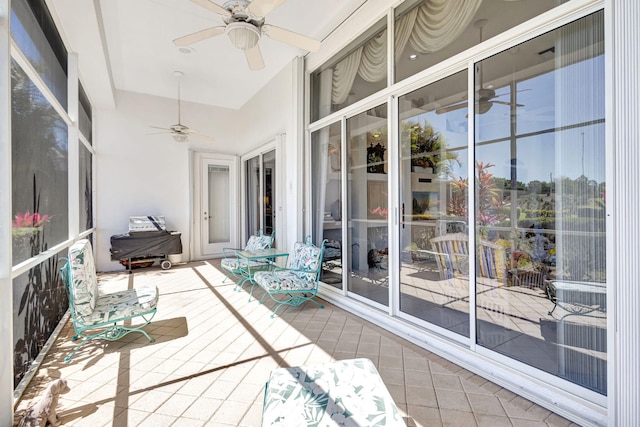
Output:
221 258 270 272
262 358 405 427
68 239 100 317
80 285 159 325
245 234 272 252
254 270 316 291
221 233 273 275
288 241 321 282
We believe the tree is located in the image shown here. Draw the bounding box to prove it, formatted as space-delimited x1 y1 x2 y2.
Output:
400 119 460 176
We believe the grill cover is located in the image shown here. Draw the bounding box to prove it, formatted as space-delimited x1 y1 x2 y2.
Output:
110 230 182 261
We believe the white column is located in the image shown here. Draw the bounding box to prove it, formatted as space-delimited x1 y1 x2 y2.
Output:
0 1 13 425
609 0 640 425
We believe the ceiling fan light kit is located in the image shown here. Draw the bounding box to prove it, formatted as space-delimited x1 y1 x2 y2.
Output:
174 0 321 70
226 21 261 50
173 133 189 142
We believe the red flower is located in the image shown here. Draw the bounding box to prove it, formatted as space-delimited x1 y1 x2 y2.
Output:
12 211 50 228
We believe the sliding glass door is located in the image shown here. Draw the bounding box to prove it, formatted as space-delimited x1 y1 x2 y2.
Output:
346 105 389 307
397 71 469 336
473 11 606 394
245 149 276 241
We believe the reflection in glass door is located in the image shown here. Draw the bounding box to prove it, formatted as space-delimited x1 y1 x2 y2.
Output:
398 71 470 337
246 156 260 237
311 122 343 289
263 150 275 236
473 12 606 394
245 149 276 240
346 105 388 306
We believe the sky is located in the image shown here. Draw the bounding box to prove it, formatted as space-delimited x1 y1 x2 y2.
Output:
406 55 606 185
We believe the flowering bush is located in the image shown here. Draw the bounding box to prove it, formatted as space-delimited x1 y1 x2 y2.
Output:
371 206 388 219
447 161 508 226
12 211 50 228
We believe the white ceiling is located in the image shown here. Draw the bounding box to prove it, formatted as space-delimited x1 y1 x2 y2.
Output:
49 0 368 109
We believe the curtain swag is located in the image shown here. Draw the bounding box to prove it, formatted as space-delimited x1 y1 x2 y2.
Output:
330 0 482 105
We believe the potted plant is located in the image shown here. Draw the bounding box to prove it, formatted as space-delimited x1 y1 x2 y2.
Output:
403 120 459 175
12 211 50 263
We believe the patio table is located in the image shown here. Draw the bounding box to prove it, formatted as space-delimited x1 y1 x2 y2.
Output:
235 248 289 299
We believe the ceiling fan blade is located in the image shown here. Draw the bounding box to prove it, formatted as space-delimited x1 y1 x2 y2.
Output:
190 0 230 16
149 125 172 131
187 130 215 142
245 45 265 70
247 0 288 17
491 100 525 107
262 25 321 52
435 102 467 114
173 26 225 46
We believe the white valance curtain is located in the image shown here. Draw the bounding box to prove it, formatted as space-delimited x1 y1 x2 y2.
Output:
330 0 482 105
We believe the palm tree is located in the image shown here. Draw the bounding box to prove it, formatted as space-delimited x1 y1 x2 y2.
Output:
400 119 460 176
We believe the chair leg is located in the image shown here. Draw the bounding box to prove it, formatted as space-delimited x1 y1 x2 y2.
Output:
234 277 250 292
248 282 257 302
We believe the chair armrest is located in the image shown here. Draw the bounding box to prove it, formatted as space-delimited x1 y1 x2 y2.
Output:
272 266 313 274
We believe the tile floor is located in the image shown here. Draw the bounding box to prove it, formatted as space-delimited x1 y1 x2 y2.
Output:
13 260 580 426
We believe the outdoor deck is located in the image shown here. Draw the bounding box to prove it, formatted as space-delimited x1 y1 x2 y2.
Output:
13 259 579 426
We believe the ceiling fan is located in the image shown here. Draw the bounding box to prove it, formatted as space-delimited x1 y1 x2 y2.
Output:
149 71 215 142
435 19 524 116
435 87 524 115
173 0 321 70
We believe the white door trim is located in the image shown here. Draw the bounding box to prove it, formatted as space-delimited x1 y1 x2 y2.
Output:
191 151 240 260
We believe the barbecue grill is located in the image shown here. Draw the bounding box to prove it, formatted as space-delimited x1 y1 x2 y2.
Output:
110 216 182 272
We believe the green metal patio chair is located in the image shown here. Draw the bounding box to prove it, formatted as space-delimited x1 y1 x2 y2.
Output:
221 230 274 290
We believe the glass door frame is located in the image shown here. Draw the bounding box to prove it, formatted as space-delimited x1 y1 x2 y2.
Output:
240 139 280 247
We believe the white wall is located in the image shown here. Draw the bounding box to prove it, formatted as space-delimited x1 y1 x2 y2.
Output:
94 61 299 271
94 90 233 270
234 61 300 250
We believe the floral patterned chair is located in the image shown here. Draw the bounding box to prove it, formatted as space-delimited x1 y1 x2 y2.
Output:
221 230 274 290
252 237 326 317
262 358 406 426
60 239 158 362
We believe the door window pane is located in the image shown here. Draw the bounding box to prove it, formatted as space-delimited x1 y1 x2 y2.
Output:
474 12 606 394
346 105 388 306
263 150 275 236
208 165 230 243
398 71 469 336
246 156 260 237
12 60 68 265
311 121 343 289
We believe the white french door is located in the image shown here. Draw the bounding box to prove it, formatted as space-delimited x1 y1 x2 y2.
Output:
242 143 279 245
193 152 238 259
